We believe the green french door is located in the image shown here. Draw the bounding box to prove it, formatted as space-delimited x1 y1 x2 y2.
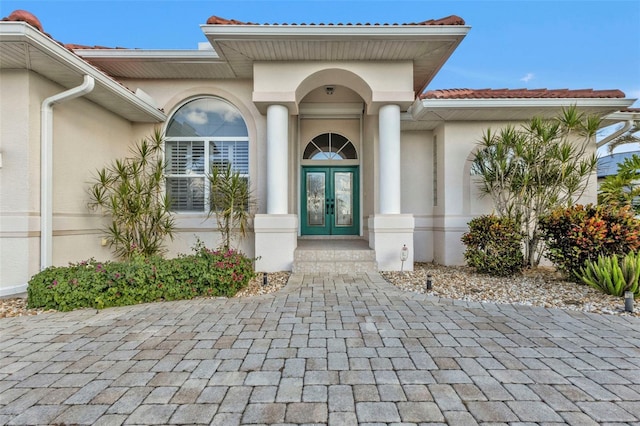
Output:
301 166 359 235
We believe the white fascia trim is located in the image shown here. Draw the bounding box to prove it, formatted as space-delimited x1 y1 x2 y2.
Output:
410 97 636 120
0 22 165 122
201 24 470 41
605 110 640 121
75 49 222 61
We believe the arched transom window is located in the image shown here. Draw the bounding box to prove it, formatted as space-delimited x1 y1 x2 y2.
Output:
165 97 248 212
303 133 357 160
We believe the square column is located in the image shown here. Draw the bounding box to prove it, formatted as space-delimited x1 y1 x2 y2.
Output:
254 214 298 272
368 214 415 271
256 104 297 272
371 104 413 271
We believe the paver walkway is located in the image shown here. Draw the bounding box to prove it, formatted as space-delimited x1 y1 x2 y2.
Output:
1 273 640 425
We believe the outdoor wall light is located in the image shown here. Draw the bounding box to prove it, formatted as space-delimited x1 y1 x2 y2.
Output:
400 244 409 273
325 86 335 95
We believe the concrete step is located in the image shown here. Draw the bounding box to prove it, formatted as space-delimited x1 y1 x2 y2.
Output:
293 246 378 274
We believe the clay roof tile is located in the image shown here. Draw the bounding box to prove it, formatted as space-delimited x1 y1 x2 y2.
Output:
1 9 44 32
205 14 465 26
420 88 626 100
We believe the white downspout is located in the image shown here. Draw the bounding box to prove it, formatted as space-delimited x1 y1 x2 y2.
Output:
40 75 95 270
597 120 633 149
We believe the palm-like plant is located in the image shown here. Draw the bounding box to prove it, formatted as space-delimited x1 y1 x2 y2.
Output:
88 128 174 259
599 154 640 214
208 164 255 250
471 105 599 267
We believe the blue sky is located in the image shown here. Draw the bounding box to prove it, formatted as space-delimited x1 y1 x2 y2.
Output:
2 0 639 106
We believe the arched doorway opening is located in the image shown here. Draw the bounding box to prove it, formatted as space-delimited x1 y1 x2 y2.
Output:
300 133 359 235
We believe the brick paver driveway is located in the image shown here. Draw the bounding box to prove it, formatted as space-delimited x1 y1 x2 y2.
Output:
1 273 640 425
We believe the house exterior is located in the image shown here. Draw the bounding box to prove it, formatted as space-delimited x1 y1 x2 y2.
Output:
0 10 636 296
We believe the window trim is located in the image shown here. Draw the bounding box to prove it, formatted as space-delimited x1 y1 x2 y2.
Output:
164 97 250 214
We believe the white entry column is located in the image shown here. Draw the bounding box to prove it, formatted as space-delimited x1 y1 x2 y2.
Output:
266 104 289 214
378 104 401 214
255 104 298 272
368 103 414 271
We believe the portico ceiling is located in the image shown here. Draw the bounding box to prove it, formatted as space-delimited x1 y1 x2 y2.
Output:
201 22 469 94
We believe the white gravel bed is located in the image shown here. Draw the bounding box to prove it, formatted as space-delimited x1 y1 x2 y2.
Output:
382 263 639 317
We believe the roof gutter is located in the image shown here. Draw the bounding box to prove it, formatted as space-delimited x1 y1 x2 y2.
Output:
40 75 95 270
597 120 634 149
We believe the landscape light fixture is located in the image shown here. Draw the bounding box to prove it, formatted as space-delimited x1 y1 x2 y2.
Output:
625 291 634 313
426 274 433 291
400 244 409 273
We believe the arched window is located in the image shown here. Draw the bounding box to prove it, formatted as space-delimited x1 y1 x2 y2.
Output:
303 133 357 160
165 97 249 212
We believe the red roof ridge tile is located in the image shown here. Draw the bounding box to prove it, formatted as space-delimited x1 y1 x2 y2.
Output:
1 10 150 102
2 9 47 34
64 44 128 50
3 10 132 51
421 88 626 100
206 14 465 26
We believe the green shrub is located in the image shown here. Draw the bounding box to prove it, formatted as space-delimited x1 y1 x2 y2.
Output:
27 244 255 311
580 252 640 297
461 215 524 276
539 204 640 280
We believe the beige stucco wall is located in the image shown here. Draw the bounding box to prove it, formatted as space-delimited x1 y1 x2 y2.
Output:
401 130 434 262
0 70 40 294
253 62 415 113
0 71 139 294
50 79 139 266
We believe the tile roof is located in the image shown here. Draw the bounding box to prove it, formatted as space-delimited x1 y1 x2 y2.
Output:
2 9 45 33
421 88 626 99
206 14 465 26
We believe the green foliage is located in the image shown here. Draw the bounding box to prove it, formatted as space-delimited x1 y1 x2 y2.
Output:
580 252 640 297
539 204 640 280
598 153 640 214
461 215 524 276
27 243 255 311
88 128 174 259
208 164 256 250
471 105 599 267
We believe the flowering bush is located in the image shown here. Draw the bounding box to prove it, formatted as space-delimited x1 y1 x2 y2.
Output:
539 204 640 281
27 243 255 311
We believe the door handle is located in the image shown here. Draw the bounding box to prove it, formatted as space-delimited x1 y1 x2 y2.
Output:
326 199 334 215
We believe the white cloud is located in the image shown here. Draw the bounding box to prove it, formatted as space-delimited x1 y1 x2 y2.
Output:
520 73 535 83
184 109 208 125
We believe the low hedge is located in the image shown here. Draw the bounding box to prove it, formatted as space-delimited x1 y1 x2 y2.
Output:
27 245 255 311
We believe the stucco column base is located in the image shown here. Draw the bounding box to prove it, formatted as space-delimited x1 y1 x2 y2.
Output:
368 214 415 271
254 214 298 272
